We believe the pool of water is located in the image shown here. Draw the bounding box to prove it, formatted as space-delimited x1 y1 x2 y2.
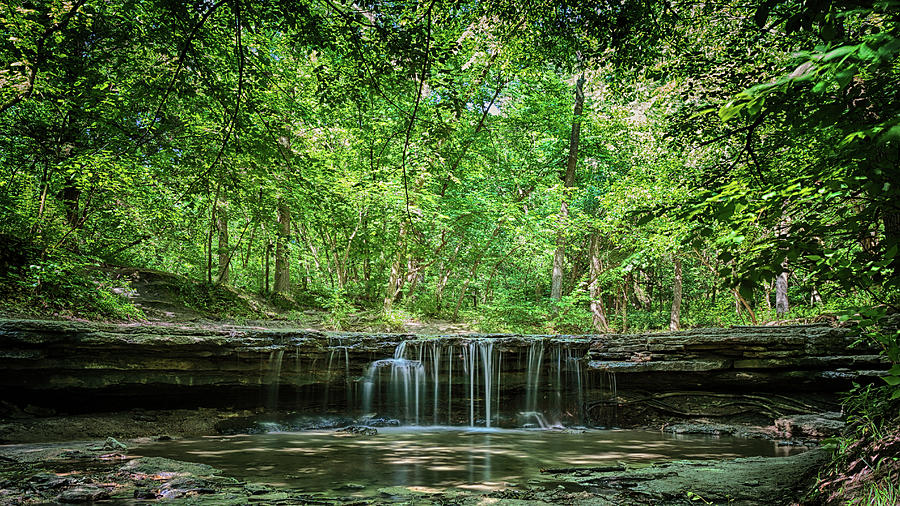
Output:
133 427 803 496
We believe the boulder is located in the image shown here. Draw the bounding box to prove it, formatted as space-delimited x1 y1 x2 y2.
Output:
775 412 845 438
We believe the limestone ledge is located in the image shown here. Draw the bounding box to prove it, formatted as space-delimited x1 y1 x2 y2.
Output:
0 319 888 393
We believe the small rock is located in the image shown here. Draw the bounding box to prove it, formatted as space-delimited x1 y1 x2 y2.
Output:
133 488 156 499
336 483 366 490
154 435 172 441
28 473 71 490
245 483 271 495
120 457 219 476
337 425 377 436
57 486 110 503
774 412 845 438
103 437 127 451
158 477 216 499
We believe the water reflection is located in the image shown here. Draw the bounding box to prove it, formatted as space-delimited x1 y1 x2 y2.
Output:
134 428 803 497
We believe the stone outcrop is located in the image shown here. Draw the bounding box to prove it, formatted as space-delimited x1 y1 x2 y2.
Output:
588 324 885 381
585 325 887 424
0 319 890 425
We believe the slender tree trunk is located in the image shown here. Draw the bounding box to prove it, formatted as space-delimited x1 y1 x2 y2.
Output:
551 73 585 301
551 243 566 301
775 268 789 318
435 242 462 310
633 272 651 310
216 199 230 284
775 209 790 318
405 258 421 302
33 164 51 236
810 286 823 305
383 220 408 313
264 242 271 294
669 256 683 331
274 201 291 295
589 232 610 333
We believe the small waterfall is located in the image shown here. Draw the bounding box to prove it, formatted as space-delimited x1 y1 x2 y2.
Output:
360 338 588 428
524 341 543 415
361 356 425 423
265 349 285 410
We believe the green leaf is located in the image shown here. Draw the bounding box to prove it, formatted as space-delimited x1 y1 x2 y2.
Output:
718 102 745 122
883 375 900 386
822 45 857 62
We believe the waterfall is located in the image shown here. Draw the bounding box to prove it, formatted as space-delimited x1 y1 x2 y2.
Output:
265 349 285 410
524 341 543 415
359 338 588 428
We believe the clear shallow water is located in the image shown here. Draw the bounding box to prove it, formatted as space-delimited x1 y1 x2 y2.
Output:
133 427 803 496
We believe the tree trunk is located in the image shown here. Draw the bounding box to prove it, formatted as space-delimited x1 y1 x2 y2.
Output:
274 201 291 295
435 242 462 310
775 209 790 318
810 285 823 305
633 272 651 310
216 199 230 284
551 73 585 301
405 257 421 303
669 256 683 331
551 244 565 301
383 220 408 313
589 232 610 333
264 242 272 294
775 268 789 318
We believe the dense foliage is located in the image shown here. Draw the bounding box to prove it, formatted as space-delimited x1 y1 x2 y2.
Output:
0 0 896 335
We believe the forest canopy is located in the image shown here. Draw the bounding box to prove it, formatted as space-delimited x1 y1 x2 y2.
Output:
0 0 897 337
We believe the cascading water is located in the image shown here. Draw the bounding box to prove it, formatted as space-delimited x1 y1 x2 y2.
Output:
264 349 285 410
359 338 588 428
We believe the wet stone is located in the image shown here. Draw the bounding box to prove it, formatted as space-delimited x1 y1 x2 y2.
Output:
775 412 845 438
157 477 216 499
28 473 72 490
337 425 377 436
133 488 156 499
56 485 110 503
336 482 366 490
244 483 271 495
120 456 219 477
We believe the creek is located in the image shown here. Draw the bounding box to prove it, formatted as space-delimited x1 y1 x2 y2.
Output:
2 321 871 503
131 427 802 498
124 336 804 498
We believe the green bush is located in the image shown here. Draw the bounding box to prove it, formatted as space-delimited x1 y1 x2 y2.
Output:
0 249 143 320
319 288 354 330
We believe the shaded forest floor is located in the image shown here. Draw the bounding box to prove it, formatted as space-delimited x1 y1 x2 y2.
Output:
0 266 479 334
0 265 836 334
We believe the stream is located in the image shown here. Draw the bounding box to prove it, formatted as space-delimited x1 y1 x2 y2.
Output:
132 427 804 497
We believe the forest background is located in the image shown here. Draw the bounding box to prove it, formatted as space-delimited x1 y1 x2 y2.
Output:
0 0 897 336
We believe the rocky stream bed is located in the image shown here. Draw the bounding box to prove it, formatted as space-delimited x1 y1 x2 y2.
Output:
0 319 889 504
